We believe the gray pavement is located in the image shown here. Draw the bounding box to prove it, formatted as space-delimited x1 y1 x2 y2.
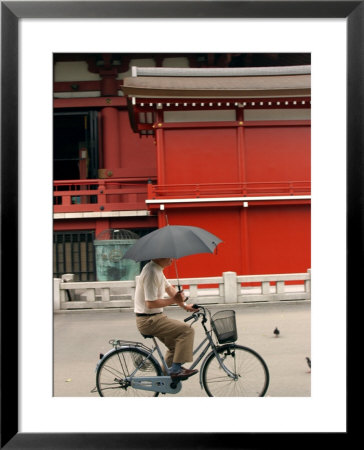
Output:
54 301 311 397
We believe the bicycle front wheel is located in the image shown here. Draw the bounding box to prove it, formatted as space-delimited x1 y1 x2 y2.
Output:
96 347 162 397
202 344 269 397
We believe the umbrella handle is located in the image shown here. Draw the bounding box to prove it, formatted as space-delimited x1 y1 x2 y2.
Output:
177 286 189 302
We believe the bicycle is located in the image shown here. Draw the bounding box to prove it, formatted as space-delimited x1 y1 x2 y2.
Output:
95 305 270 397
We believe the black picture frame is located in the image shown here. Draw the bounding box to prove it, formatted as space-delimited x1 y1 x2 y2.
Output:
1 1 356 448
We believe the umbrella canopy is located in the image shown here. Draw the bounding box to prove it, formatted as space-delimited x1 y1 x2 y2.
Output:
122 225 222 262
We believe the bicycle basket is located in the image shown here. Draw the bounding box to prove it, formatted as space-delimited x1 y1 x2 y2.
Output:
132 353 154 372
211 310 238 344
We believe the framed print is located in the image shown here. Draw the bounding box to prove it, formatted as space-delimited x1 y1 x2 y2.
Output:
1 0 358 448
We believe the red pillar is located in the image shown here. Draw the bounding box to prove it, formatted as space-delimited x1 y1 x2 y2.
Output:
95 219 110 238
154 110 165 185
237 108 250 274
101 107 121 169
154 110 167 228
101 107 121 203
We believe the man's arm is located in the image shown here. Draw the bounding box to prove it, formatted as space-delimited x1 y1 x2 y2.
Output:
146 287 197 312
145 285 185 310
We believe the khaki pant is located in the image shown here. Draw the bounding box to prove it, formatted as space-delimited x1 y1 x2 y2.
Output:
136 313 195 367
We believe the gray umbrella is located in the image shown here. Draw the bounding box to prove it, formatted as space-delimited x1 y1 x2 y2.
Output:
123 225 222 262
122 225 222 289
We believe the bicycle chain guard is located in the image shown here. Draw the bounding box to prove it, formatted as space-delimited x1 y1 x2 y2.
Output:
130 376 182 394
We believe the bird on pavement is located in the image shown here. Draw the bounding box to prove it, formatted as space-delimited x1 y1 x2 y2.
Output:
306 357 311 372
273 327 280 337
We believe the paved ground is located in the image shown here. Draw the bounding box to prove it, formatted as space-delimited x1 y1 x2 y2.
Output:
54 301 311 397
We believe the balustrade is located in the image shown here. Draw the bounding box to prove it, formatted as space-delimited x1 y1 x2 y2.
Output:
54 179 310 214
54 269 311 310
148 181 311 200
53 178 151 213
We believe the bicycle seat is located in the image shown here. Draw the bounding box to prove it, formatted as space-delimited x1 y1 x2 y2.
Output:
141 334 154 339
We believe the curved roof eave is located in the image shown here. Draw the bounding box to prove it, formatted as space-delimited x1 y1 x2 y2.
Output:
121 74 311 99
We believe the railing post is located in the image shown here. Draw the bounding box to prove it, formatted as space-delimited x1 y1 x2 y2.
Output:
276 281 285 294
63 194 71 206
262 281 270 295
101 288 110 302
53 278 62 311
61 273 74 300
98 180 106 209
85 289 96 302
305 268 311 295
223 272 238 303
189 283 198 301
218 283 224 301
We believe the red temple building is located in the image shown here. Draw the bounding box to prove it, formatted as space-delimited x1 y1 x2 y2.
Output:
53 53 311 281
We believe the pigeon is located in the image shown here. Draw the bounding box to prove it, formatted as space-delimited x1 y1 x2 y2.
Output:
306 357 311 372
273 327 280 337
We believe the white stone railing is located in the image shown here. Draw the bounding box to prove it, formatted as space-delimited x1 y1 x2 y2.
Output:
54 270 311 311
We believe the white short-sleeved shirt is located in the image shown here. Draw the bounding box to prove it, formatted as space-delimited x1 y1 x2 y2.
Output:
134 261 172 314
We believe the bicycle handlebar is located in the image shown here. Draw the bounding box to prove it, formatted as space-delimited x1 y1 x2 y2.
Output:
184 304 201 322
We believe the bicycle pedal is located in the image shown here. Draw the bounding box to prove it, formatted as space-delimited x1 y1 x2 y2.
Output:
170 375 188 381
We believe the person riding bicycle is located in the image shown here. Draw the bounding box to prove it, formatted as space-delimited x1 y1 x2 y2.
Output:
134 258 199 380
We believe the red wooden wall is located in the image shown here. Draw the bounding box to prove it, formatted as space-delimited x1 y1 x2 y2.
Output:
160 123 310 185
162 204 310 280
244 124 310 182
158 121 311 279
101 108 157 178
162 127 239 184
118 110 156 173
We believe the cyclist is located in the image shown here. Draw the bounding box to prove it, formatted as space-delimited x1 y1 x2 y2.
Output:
134 258 198 379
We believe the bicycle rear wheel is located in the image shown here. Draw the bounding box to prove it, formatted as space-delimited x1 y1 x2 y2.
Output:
202 344 269 397
96 347 162 397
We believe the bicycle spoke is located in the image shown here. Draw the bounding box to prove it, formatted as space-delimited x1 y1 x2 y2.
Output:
101 364 124 378
117 351 130 377
100 384 125 391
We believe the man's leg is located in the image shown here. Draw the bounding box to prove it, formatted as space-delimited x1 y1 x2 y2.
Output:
136 314 197 378
147 314 195 367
